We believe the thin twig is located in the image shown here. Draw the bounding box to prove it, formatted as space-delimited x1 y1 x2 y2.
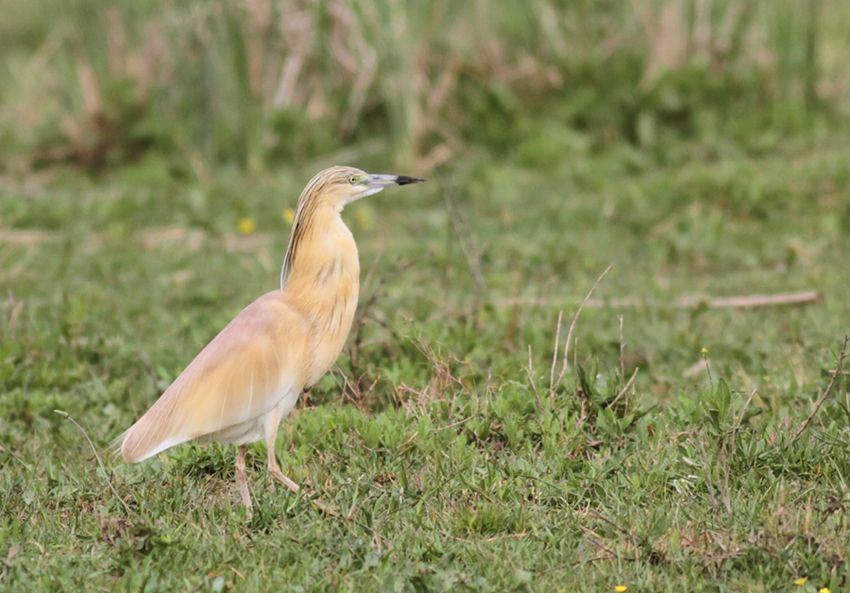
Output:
527 344 541 410
718 388 758 515
561 265 613 377
730 388 757 454
791 335 849 442
606 367 639 410
548 310 564 404
577 524 619 560
618 313 626 389
679 291 821 309
54 410 132 515
443 189 487 327
497 290 821 310
590 508 632 536
429 416 472 433
0 444 32 470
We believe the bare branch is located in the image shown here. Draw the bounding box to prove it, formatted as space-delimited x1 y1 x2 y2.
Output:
497 290 821 310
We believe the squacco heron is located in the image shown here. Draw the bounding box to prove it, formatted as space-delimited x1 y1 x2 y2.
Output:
120 166 424 508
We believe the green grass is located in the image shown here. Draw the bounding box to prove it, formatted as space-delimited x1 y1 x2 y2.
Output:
2 128 850 591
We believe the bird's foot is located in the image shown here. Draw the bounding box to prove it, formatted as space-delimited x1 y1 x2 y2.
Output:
236 445 253 510
269 466 300 493
239 481 253 509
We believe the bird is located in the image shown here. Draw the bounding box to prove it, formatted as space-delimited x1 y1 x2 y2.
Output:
119 166 424 508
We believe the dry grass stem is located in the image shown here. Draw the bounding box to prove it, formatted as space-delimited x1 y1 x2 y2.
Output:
548 310 564 405
618 313 626 388
527 344 541 410
791 335 849 442
607 368 640 411
54 410 132 515
561 264 613 378
443 189 486 326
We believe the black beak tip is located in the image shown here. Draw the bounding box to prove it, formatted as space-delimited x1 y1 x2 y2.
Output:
396 175 426 186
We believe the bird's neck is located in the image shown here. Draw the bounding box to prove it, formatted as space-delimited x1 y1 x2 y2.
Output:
281 207 360 324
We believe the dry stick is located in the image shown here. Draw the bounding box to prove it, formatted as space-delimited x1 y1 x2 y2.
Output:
527 344 542 410
54 410 132 515
791 335 849 443
606 367 640 410
548 310 564 403
731 388 758 445
442 190 487 326
429 416 473 433
0 443 31 470
718 388 758 515
618 313 626 389
497 290 821 310
678 291 821 309
577 525 618 560
846 364 850 430
559 265 614 386
572 334 580 373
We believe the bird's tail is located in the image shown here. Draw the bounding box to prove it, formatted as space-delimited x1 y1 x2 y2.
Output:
110 429 130 460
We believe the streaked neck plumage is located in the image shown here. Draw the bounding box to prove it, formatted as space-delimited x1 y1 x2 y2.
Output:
282 198 359 306
280 201 360 385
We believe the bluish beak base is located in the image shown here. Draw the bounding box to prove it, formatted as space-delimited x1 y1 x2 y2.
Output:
366 173 425 187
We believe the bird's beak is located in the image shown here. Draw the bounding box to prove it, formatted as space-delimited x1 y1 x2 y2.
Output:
349 173 425 203
366 174 426 188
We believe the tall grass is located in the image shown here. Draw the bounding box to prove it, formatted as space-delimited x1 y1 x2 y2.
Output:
0 0 846 173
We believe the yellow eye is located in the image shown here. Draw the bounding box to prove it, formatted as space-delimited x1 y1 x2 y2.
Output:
348 175 359 185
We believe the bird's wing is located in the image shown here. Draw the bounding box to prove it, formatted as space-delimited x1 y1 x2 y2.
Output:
121 291 310 462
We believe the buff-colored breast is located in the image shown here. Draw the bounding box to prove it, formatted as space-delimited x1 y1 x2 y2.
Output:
283 211 360 387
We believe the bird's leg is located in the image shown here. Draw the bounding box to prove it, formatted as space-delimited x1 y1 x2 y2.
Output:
235 445 252 509
265 430 299 493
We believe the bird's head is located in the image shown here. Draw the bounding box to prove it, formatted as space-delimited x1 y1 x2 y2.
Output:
299 165 425 211
280 165 424 287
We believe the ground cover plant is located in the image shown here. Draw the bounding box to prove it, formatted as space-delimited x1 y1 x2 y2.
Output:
2 1 850 591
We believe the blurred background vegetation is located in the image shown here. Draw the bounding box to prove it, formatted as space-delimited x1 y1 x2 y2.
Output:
4 2 850 590
1 0 848 176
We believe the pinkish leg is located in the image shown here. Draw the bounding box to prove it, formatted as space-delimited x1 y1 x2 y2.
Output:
235 445 252 508
265 429 299 493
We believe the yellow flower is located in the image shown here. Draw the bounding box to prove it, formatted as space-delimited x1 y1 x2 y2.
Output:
700 347 709 356
793 578 808 586
614 586 627 593
283 208 295 224
238 217 256 235
819 588 830 593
